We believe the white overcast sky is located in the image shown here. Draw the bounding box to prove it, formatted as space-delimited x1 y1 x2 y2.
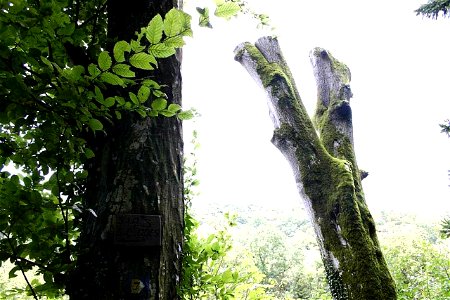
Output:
182 0 450 219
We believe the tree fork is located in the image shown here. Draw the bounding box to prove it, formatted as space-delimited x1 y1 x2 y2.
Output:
234 36 396 300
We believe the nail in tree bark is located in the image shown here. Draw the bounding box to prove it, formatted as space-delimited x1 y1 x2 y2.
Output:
234 36 397 300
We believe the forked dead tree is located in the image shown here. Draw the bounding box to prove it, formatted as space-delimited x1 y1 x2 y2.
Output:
234 37 397 300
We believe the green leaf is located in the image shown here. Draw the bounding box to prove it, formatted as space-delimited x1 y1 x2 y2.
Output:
130 52 156 70
62 65 85 82
40 56 53 69
177 110 195 120
88 118 103 131
94 86 104 102
142 79 161 89
222 269 233 282
115 111 122 119
98 51 112 71
138 86 150 103
104 97 115 107
146 14 163 44
112 64 135 78
196 7 213 28
130 40 146 53
23 177 32 188
115 96 125 106
168 103 182 113
9 266 20 279
163 36 185 48
164 8 184 37
88 63 101 77
137 109 147 118
151 98 167 111
100 72 124 86
179 10 192 37
215 2 241 19
150 44 175 58
113 41 131 62
84 148 95 159
160 110 176 117
152 89 167 98
148 110 159 117
128 92 139 105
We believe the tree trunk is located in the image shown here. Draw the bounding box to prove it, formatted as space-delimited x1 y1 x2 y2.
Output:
67 1 184 299
234 37 397 300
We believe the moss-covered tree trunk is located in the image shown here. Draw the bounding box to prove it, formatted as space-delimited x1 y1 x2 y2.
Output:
234 37 396 300
67 1 184 299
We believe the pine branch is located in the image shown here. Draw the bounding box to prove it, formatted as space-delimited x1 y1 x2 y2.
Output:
416 0 450 19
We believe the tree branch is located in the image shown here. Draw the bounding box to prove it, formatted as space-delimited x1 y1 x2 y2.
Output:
234 36 397 300
1 231 39 300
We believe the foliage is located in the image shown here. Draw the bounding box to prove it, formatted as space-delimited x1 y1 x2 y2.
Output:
180 212 272 299
190 203 450 300
0 0 271 297
180 131 271 299
384 239 450 299
416 0 450 19
441 217 450 238
242 214 331 299
196 0 272 30
439 119 450 136
193 203 333 300
0 0 213 297
415 2 450 241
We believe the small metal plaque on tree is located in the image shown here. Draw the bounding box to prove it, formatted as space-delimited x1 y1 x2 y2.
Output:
113 214 161 246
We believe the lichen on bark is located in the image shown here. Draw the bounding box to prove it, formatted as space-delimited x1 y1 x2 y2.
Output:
235 37 397 300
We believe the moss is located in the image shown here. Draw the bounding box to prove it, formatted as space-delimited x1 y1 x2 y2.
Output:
238 41 396 300
313 48 351 85
309 48 396 300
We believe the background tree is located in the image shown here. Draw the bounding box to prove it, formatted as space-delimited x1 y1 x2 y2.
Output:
235 37 397 299
416 0 450 18
66 1 186 298
416 0 450 241
0 0 192 298
0 0 261 297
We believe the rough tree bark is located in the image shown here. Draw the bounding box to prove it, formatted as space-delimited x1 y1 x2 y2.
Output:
67 1 184 299
234 37 397 300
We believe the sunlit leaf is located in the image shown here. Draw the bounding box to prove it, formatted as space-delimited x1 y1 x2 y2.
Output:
100 72 124 86
113 40 131 62
130 52 156 70
88 63 101 77
168 103 182 113
112 64 135 78
129 92 139 105
159 110 176 117
177 110 195 120
215 2 241 19
146 14 163 44
163 36 185 48
149 44 176 58
138 86 150 103
151 98 167 111
164 8 183 37
98 51 112 71
130 40 146 52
